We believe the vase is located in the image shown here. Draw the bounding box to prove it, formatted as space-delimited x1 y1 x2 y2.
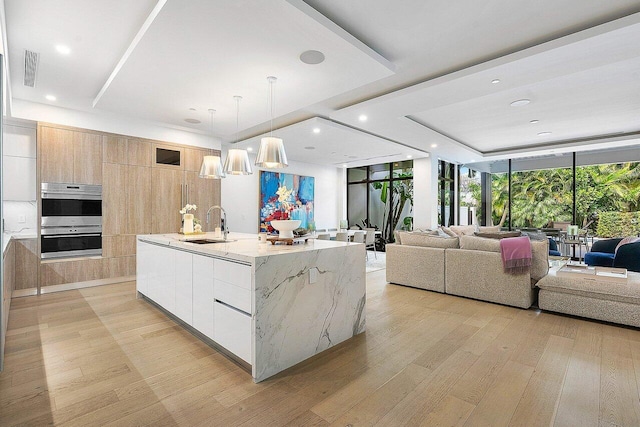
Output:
183 213 194 234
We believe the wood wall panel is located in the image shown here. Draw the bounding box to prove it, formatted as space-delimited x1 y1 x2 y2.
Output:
14 239 38 290
151 168 183 234
103 235 137 258
184 147 207 172
102 163 128 236
126 166 152 235
73 132 103 185
103 136 127 164
127 139 152 167
39 127 74 183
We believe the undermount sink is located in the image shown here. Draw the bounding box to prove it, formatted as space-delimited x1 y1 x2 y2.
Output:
183 239 236 244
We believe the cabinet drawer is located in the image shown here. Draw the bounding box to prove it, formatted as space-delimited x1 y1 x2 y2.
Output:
213 301 251 363
214 259 251 290
214 280 251 314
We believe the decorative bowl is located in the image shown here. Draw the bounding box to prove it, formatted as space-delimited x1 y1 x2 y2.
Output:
270 220 302 239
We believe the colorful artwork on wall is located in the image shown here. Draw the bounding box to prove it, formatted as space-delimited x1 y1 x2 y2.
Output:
259 171 314 233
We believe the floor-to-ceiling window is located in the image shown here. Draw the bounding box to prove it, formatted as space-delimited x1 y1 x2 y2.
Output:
346 160 413 245
458 166 482 226
438 160 455 226
479 147 640 236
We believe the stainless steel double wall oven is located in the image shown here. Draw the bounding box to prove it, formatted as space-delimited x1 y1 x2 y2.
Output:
41 183 102 259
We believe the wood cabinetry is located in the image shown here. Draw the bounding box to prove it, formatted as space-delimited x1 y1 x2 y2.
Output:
14 239 38 290
36 123 220 290
151 168 183 234
40 127 74 183
39 126 102 184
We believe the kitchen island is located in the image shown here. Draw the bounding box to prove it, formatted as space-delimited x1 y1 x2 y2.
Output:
136 232 365 382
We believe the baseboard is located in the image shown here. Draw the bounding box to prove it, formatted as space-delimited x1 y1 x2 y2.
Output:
12 276 137 297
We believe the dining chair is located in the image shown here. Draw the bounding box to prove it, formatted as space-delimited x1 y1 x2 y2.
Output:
352 231 365 243
317 233 330 240
335 232 349 242
364 228 377 259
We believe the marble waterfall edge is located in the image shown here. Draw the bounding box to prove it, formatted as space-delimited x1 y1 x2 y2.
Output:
253 244 366 381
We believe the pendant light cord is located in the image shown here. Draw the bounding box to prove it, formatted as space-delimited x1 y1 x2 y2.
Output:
267 76 277 138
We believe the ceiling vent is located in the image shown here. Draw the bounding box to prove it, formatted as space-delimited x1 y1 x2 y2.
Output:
23 49 39 87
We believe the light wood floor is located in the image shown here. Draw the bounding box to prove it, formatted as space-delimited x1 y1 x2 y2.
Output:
1 270 640 426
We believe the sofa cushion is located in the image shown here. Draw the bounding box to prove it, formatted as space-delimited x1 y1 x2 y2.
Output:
537 270 640 305
478 226 501 233
530 239 549 281
459 235 548 281
401 233 459 248
459 235 501 252
450 225 477 236
474 231 521 239
584 252 615 267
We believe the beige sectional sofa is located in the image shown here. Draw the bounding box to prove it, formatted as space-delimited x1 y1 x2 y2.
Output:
386 231 549 309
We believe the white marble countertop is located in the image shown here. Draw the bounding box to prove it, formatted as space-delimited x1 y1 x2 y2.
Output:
137 232 357 264
3 230 37 256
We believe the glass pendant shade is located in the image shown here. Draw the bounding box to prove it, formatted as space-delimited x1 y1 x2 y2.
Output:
255 76 288 168
199 155 225 179
255 136 288 168
223 148 253 175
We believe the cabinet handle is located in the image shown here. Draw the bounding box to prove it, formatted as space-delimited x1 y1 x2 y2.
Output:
181 184 184 207
186 185 189 205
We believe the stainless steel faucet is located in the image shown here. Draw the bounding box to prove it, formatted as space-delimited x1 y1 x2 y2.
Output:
206 206 228 240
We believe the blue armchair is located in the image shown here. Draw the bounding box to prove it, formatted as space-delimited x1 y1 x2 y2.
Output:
584 238 640 273
548 237 561 257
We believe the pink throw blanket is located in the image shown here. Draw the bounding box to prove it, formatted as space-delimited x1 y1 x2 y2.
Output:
499 236 532 274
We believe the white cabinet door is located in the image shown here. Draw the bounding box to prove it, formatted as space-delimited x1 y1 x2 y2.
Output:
192 254 215 340
213 259 251 290
136 240 152 296
214 301 252 363
154 244 176 314
174 250 193 325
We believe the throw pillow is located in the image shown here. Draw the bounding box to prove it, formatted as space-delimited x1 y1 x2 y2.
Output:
436 228 449 238
439 226 457 237
478 226 501 233
615 237 640 254
450 225 477 236
459 235 501 252
474 231 522 239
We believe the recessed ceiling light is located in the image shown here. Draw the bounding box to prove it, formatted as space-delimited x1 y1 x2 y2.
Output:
510 99 530 107
45 94 56 101
530 119 540 124
304 146 315 150
300 50 325 65
184 118 201 124
406 155 412 159
189 107 196 111
491 79 500 84
55 45 71 55
430 143 437 148
312 128 320 134
247 147 253 152
537 131 552 136
358 114 367 122
342 163 348 168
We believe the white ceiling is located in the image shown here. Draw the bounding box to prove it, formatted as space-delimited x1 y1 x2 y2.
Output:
3 0 640 166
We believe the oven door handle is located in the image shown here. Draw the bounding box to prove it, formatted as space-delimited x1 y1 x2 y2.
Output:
42 233 102 239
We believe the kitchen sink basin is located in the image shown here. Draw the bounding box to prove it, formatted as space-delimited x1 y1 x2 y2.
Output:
183 239 236 244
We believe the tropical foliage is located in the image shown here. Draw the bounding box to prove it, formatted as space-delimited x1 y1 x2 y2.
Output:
596 211 640 237
371 170 414 243
488 162 640 235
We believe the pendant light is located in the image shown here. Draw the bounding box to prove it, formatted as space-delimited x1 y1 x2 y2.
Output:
199 109 226 179
223 96 253 175
255 76 288 168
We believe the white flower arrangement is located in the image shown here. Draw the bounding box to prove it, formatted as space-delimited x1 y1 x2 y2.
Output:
179 204 197 215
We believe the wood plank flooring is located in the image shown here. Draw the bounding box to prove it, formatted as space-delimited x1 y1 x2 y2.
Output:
1 270 640 426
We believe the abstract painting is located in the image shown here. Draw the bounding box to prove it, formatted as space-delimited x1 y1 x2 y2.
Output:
259 171 314 233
